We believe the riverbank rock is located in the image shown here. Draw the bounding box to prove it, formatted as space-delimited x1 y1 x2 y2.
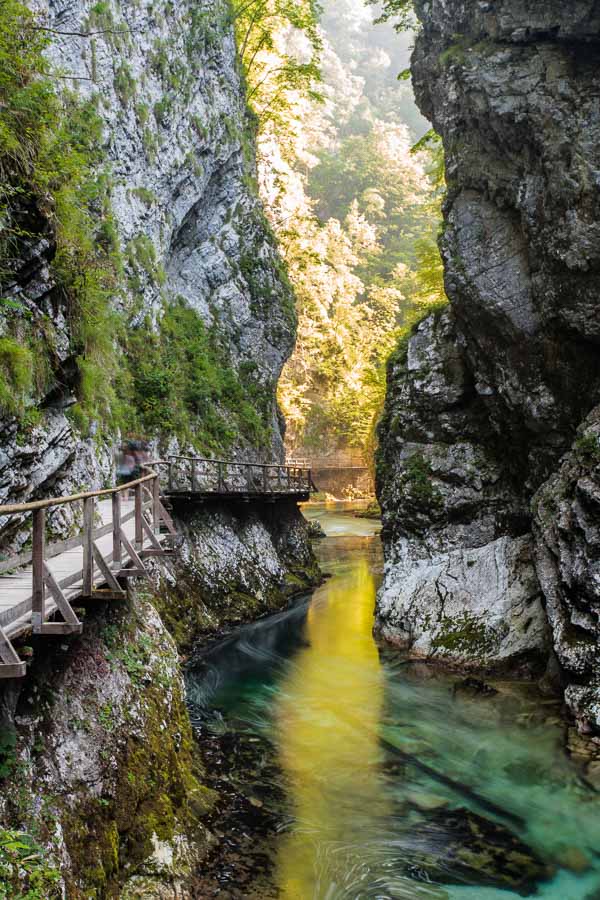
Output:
306 519 327 539
376 534 549 674
403 807 552 894
377 0 600 729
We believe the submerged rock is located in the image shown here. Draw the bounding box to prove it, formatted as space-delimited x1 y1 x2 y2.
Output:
403 807 552 895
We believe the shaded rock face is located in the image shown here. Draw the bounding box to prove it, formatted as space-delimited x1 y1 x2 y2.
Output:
1 0 294 526
377 1 600 729
0 503 318 897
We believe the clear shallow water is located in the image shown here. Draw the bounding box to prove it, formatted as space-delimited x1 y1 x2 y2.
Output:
188 504 600 899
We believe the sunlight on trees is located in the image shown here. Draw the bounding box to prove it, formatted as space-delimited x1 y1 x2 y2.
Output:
233 0 445 456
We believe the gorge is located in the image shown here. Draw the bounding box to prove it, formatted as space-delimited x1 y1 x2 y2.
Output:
0 0 599 897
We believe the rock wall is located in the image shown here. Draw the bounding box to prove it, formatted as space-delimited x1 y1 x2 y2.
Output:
1 0 295 543
376 1 600 730
0 503 318 898
0 1 319 895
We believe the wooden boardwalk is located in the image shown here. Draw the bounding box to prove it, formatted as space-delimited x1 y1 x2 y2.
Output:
0 498 142 636
0 456 313 678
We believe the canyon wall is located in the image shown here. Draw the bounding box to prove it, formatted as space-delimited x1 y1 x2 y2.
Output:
0 1 318 895
1 0 295 549
376 0 600 732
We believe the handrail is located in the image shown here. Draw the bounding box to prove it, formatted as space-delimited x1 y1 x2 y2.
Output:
168 454 308 471
0 470 158 517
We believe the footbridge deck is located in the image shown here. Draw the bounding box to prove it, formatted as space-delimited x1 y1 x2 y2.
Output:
0 456 314 678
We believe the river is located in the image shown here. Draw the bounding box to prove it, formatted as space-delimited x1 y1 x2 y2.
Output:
187 502 600 899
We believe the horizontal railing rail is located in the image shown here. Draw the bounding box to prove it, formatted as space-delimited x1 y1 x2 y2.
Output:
0 452 313 679
286 451 367 470
165 455 314 495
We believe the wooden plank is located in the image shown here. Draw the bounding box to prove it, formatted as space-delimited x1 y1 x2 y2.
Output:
92 543 125 595
90 589 127 601
157 499 177 535
114 567 146 578
112 492 121 566
141 515 162 551
31 508 45 632
82 497 95 597
119 528 146 573
43 564 82 633
35 622 81 635
0 624 26 677
134 484 143 550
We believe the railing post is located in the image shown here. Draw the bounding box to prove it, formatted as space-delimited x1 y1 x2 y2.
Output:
112 491 122 566
190 458 196 492
32 508 45 632
135 483 143 549
218 462 224 492
263 465 267 493
287 466 291 490
82 496 94 596
168 461 174 491
153 475 161 534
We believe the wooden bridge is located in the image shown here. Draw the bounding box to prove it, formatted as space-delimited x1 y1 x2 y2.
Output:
286 450 367 470
0 457 313 679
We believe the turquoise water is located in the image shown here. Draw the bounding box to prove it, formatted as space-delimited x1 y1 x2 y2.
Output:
188 503 600 899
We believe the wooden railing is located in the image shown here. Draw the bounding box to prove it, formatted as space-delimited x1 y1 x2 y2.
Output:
0 454 314 678
286 450 367 469
165 455 314 495
0 466 176 677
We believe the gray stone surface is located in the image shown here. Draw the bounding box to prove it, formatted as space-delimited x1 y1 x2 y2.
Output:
377 0 600 730
0 0 294 544
376 534 549 673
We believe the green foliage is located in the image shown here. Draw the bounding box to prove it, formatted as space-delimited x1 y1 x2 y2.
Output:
366 0 416 32
125 297 272 451
231 0 323 141
0 829 61 900
0 728 17 780
0 338 33 415
280 121 446 455
0 0 124 430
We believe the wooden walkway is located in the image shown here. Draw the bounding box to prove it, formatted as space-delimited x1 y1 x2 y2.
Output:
0 456 313 678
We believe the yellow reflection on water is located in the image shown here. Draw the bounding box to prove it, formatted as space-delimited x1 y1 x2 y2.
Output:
272 552 389 899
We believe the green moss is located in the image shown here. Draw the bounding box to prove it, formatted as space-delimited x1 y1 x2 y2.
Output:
131 186 156 206
0 339 33 415
114 62 136 105
574 432 600 464
401 452 444 511
431 612 497 658
439 36 471 68
123 296 272 451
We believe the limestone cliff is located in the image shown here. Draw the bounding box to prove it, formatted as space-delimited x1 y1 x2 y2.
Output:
376 1 600 731
0 1 318 895
1 0 295 549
